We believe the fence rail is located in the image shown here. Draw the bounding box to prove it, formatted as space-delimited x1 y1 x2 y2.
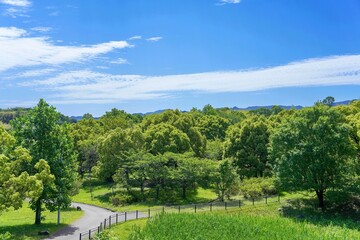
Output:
79 195 281 240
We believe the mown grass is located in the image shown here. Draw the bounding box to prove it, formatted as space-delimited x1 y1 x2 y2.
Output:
127 211 360 240
72 179 217 212
0 203 84 240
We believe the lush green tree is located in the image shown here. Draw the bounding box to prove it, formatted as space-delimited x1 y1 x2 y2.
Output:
211 160 240 201
70 117 103 175
0 126 50 212
96 126 144 181
202 104 218 116
162 153 209 199
205 139 223 160
99 108 132 132
270 105 356 209
196 115 230 140
224 117 271 178
11 99 77 224
321 96 335 107
144 123 191 155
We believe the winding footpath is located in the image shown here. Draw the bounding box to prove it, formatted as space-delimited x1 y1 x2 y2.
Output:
45 203 113 240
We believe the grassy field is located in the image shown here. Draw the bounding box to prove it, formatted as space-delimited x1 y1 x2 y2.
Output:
103 200 360 240
0 203 84 240
72 179 218 212
127 212 360 240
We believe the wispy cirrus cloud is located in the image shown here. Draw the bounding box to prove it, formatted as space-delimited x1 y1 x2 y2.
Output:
218 0 241 4
129 35 142 40
21 54 360 104
146 36 162 42
110 58 129 65
31 26 52 32
0 0 31 17
0 27 132 72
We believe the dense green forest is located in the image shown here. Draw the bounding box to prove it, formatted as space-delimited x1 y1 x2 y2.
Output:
1 97 359 225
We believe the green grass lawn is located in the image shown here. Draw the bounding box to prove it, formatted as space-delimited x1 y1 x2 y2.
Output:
72 180 218 212
0 203 84 240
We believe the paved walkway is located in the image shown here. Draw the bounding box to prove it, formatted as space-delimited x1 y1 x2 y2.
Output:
45 203 113 240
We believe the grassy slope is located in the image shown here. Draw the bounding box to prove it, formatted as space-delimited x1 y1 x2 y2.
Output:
72 182 218 212
106 202 360 240
0 204 84 240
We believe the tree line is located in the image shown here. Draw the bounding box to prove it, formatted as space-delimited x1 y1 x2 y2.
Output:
1 97 359 224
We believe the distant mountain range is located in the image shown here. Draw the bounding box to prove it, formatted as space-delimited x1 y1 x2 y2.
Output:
69 100 355 121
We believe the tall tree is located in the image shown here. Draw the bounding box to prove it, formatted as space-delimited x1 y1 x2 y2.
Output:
144 123 191 155
96 126 144 181
224 117 271 178
270 105 356 209
11 99 77 224
0 125 52 212
211 160 240 201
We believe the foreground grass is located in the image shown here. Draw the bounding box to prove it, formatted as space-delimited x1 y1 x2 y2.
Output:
128 211 360 240
0 204 84 240
105 201 360 240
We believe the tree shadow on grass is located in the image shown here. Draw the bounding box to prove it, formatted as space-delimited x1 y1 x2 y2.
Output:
280 197 360 231
0 223 68 240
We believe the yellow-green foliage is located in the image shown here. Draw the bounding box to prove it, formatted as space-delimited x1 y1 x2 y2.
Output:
240 177 277 199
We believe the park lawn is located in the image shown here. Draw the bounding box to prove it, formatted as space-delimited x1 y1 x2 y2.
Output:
0 203 84 240
73 180 218 212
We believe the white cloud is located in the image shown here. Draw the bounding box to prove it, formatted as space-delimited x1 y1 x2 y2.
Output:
0 27 132 72
23 54 360 104
49 11 60 16
0 0 31 17
129 35 142 40
219 0 241 4
31 26 52 32
0 0 31 7
110 58 129 65
146 36 162 42
15 68 57 78
0 27 26 38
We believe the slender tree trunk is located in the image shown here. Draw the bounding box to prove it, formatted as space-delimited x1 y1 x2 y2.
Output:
182 185 186 199
35 199 42 225
315 190 325 210
156 186 160 200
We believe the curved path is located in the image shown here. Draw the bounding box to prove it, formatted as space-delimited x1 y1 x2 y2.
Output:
46 202 113 240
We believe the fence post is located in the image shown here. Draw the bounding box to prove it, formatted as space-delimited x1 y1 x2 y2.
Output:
225 202 227 210
104 218 107 229
136 210 138 219
265 196 268 204
210 203 212 212
239 200 241 208
98 226 100 233
178 205 180 213
116 213 118 224
162 206 165 214
252 198 255 206
89 230 91 239
100 222 103 231
194 204 197 213
125 212 127 222
148 208 151 218
109 216 111 227
79 233 82 240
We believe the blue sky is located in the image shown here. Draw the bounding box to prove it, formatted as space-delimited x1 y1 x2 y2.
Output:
0 0 359 116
